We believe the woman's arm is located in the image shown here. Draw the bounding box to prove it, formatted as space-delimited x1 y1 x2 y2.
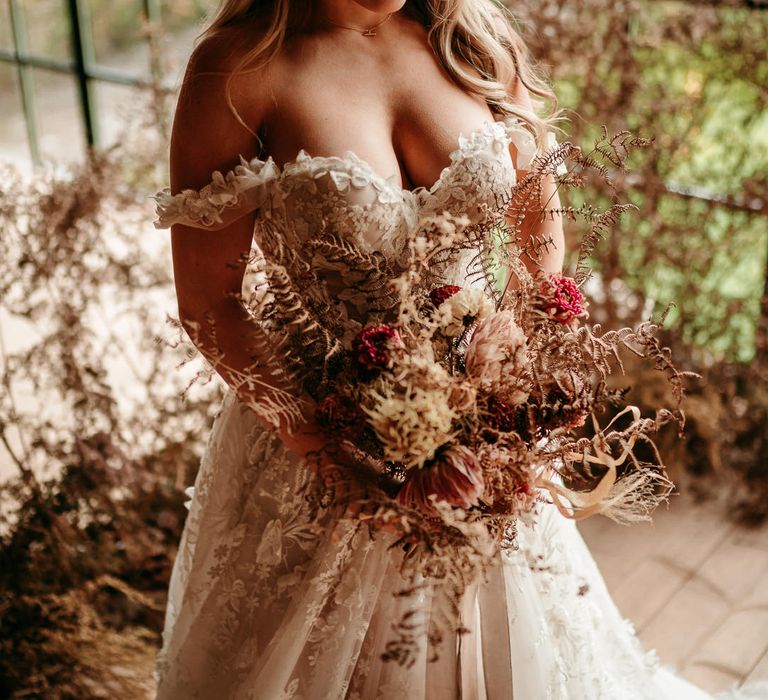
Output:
507 77 565 277
168 39 327 457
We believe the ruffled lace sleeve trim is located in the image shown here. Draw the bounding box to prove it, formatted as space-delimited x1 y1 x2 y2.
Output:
152 156 280 230
283 150 406 205
494 115 538 171
495 115 568 176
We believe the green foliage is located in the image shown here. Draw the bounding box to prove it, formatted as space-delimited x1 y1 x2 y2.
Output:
515 0 768 518
521 0 768 362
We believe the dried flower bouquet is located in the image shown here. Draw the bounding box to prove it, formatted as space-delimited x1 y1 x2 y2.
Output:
187 129 695 665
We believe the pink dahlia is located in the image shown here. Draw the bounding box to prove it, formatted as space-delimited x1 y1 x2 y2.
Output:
352 324 404 370
539 274 587 324
397 445 484 512
429 285 462 308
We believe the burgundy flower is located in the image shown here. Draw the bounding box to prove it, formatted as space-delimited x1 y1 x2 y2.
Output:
514 478 534 497
397 445 484 512
483 395 517 433
315 394 359 431
540 385 589 432
352 324 404 370
429 285 462 308
539 274 587 324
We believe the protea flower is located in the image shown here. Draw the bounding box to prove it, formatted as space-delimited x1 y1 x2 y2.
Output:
465 310 530 404
397 445 484 512
538 274 587 324
352 324 404 370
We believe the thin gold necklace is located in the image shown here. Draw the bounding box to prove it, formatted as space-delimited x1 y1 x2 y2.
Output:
324 12 393 37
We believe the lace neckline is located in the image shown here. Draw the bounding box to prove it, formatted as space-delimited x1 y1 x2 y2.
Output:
152 116 540 231
257 118 518 199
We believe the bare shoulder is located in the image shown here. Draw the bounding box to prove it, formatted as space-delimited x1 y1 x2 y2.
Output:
185 25 259 77
170 25 271 192
180 24 271 111
488 10 535 110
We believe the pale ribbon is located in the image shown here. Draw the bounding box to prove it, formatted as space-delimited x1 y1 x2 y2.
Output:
535 405 642 521
478 562 515 699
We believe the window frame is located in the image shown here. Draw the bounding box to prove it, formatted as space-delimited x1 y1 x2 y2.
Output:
0 0 164 163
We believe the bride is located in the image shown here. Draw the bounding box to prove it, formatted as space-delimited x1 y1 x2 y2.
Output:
152 0 767 697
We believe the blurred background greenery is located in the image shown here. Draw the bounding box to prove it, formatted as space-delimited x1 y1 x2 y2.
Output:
0 0 766 696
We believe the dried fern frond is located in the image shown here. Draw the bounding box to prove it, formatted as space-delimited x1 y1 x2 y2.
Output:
310 234 400 317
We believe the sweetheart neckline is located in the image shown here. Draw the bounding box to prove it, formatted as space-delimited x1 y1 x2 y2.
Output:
153 116 538 230
245 118 518 198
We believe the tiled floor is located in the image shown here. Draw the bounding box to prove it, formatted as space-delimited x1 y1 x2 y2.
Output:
579 494 768 694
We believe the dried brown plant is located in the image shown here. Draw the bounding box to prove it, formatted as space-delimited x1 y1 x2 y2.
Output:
1 0 767 694
0 106 219 696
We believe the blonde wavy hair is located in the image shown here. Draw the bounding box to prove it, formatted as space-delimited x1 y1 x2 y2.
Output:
196 0 563 152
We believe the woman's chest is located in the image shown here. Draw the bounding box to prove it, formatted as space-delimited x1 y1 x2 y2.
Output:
254 119 525 268
261 33 499 192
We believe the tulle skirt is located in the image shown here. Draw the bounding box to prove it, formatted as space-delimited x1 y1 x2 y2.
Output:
155 392 767 699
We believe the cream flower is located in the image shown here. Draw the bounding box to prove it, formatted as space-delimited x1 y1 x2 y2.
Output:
362 356 457 467
435 287 493 337
364 386 456 467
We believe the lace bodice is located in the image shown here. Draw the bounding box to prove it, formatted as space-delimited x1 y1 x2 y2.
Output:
153 117 560 332
152 116 543 258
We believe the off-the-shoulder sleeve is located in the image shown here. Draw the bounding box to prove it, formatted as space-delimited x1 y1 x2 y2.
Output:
547 132 569 176
152 155 280 230
497 115 568 176
497 115 538 172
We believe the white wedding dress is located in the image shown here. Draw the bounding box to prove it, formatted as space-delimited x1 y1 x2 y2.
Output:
152 117 767 699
